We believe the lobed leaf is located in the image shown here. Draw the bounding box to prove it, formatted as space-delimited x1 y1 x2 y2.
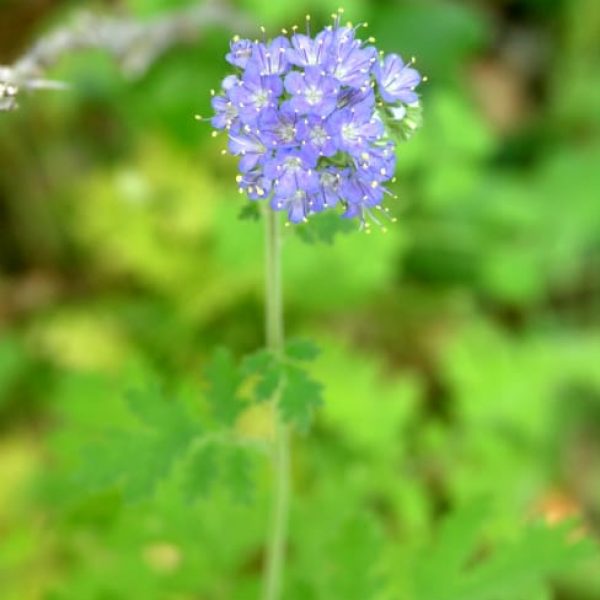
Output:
295 211 355 245
204 347 245 425
411 501 597 600
279 365 323 432
285 338 320 362
182 442 219 503
75 384 199 502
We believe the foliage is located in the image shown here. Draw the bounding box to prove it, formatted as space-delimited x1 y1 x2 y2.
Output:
243 338 323 430
0 336 27 410
405 501 595 600
61 337 321 510
0 0 600 598
294 211 356 245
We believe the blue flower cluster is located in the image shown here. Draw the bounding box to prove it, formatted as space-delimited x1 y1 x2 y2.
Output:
211 12 422 225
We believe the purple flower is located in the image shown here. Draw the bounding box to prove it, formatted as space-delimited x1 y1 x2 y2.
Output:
226 38 254 69
284 67 339 117
237 169 272 200
354 141 396 181
211 76 241 130
271 189 310 223
286 32 330 67
337 86 375 113
329 108 384 155
229 66 283 125
258 107 299 149
265 149 318 194
374 54 421 104
250 36 290 76
297 115 336 162
341 173 386 218
324 27 377 87
268 150 319 223
228 127 269 173
316 168 347 208
211 95 238 130
210 13 422 225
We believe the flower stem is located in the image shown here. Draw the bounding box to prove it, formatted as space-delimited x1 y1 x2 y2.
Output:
265 207 284 355
262 208 290 600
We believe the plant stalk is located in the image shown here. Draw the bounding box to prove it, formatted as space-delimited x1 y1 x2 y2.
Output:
262 208 290 600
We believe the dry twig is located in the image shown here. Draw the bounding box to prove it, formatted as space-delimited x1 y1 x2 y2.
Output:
0 1 254 111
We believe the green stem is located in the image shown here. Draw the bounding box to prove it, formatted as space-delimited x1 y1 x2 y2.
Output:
265 207 284 354
262 208 290 600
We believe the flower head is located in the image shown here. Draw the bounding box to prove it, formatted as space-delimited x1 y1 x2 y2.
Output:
209 11 423 226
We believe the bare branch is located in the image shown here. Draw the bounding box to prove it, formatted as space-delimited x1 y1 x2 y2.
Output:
0 1 254 111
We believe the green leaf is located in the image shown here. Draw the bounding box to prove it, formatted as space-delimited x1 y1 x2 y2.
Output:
204 347 244 425
238 202 261 221
224 344 325 425
182 442 218 503
295 211 355 245
325 515 384 600
254 364 282 403
242 348 282 403
241 348 274 376
223 446 254 504
285 338 320 362
125 384 172 427
458 523 595 600
279 365 323 432
75 384 200 502
411 502 597 600
180 442 255 506
418 500 489 591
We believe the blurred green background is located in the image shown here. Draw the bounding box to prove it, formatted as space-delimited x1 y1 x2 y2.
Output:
1 0 600 598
